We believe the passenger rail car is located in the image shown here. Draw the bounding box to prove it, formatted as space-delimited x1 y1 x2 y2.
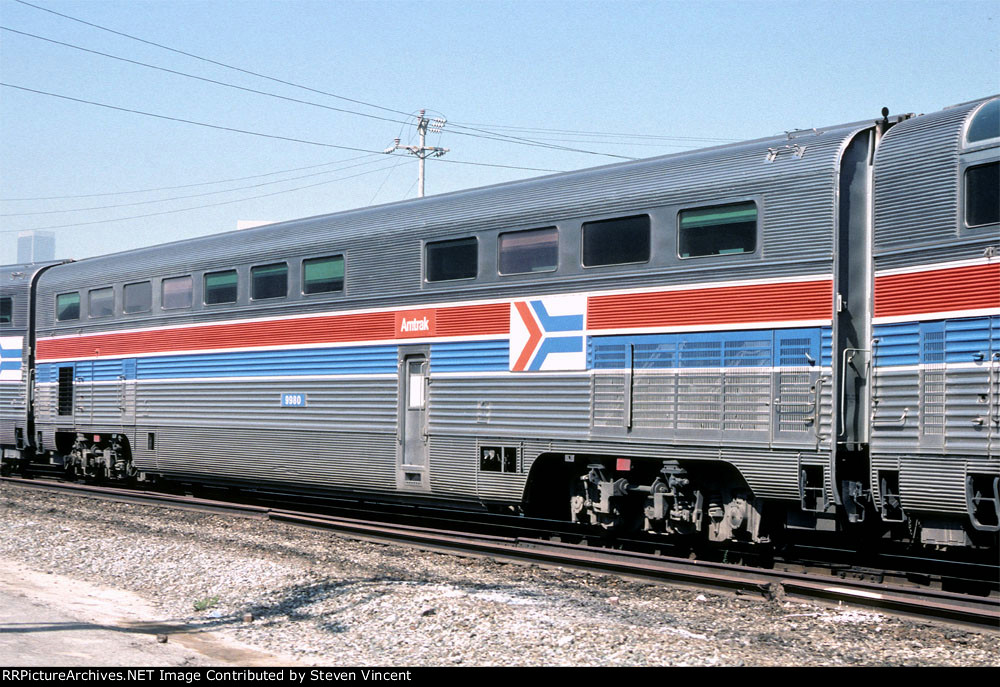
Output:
2 96 998 551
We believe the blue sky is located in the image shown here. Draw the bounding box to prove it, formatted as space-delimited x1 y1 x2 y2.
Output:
1 0 998 260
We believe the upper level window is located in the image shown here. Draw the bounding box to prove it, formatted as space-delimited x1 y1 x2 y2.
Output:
252 262 287 300
303 256 344 294
499 227 558 275
582 215 650 267
966 161 999 227
967 98 1000 144
88 287 113 319
0 297 11 325
678 202 757 258
426 237 478 282
123 281 152 314
162 275 193 310
205 270 238 305
56 292 80 321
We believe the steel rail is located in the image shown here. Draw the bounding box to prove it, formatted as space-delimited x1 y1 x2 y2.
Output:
3 476 998 630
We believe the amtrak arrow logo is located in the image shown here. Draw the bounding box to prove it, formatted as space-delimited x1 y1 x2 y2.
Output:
509 296 586 372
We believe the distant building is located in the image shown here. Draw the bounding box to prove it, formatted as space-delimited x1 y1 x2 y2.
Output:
17 230 56 264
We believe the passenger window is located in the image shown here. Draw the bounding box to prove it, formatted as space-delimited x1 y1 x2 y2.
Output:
56 292 80 321
88 287 114 319
966 162 999 227
967 98 1000 144
252 263 287 300
678 202 757 258
426 237 478 282
302 256 344 294
205 270 238 305
499 227 558 275
162 275 193 310
0 297 11 324
582 215 650 267
123 281 152 314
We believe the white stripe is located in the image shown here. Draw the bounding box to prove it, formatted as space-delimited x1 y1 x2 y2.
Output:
874 255 998 278
872 307 1000 325
590 319 832 336
871 362 993 373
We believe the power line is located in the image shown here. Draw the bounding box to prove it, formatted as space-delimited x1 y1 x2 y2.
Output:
3 11 647 160
0 157 392 216
1 82 387 154
0 160 406 233
450 123 740 143
2 81 561 173
12 1 730 157
0 155 380 201
12 0 413 119
1 25 636 160
0 26 415 128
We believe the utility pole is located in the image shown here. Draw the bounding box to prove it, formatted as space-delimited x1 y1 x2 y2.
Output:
384 110 449 197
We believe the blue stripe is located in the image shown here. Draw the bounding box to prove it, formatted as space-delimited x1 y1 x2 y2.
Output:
874 316 999 367
589 327 831 370
137 345 398 379
431 341 509 373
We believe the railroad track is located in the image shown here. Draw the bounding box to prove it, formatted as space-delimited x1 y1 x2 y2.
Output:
3 475 998 631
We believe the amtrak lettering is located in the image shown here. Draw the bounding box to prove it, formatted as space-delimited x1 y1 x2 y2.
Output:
394 309 437 338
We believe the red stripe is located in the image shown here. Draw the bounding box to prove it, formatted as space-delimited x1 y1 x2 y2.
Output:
37 303 509 361
587 280 832 330
874 263 1000 318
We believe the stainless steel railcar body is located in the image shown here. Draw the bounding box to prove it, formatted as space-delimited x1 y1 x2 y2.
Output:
0 261 64 465
12 97 999 546
870 97 1000 545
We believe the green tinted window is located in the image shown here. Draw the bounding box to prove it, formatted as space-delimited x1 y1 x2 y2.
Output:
303 256 344 294
0 297 11 324
679 202 757 258
205 270 238 305
56 292 80 321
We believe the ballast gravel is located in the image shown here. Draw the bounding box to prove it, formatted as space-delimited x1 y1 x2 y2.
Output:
1 484 997 667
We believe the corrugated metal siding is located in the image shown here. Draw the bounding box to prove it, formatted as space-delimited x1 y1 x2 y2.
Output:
871 314 999 513
428 375 592 436
873 104 975 249
144 426 397 492
134 379 397 432
1 263 60 446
